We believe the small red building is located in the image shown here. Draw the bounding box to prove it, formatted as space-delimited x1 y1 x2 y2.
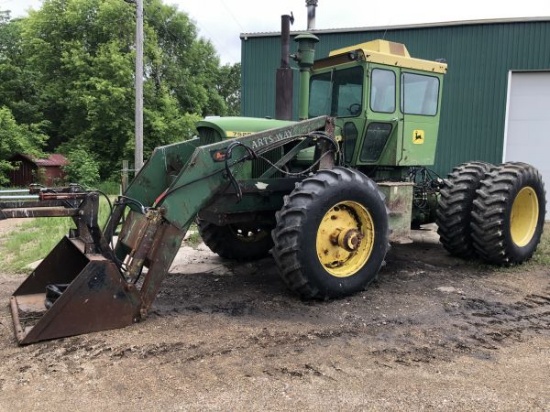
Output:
9 153 69 187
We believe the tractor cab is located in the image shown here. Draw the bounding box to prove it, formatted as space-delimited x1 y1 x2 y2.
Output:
306 39 447 174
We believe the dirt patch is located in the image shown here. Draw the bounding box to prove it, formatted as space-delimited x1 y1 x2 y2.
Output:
0 218 26 237
0 224 549 410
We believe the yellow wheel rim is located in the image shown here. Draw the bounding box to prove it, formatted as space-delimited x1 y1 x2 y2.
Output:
510 187 539 247
316 201 375 278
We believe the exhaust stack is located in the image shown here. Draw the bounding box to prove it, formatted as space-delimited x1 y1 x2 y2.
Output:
306 0 318 30
275 14 294 120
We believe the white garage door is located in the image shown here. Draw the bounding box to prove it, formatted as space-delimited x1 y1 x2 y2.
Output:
504 71 550 219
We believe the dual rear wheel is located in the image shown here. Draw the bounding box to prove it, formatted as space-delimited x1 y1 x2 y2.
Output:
199 161 545 300
436 161 546 264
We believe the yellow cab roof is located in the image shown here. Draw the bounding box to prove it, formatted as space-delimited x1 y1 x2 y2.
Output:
329 39 447 73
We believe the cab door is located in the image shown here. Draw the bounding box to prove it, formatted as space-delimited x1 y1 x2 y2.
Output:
357 65 401 166
397 71 442 166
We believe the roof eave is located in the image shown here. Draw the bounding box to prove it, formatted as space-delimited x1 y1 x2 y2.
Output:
240 16 550 39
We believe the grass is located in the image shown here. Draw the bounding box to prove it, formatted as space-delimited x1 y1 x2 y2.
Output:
0 197 205 274
0 217 74 273
0 196 114 273
532 222 550 266
95 180 122 196
184 223 203 248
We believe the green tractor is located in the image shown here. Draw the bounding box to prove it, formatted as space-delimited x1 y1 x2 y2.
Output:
195 35 546 297
5 34 546 344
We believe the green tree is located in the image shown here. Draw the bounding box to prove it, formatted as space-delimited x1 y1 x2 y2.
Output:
22 0 136 165
217 63 241 116
0 106 46 184
0 12 44 126
0 0 242 182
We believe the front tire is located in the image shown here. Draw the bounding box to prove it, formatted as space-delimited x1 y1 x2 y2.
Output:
271 167 389 300
471 162 546 264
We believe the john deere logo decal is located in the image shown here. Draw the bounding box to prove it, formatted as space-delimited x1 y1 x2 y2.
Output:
413 130 425 144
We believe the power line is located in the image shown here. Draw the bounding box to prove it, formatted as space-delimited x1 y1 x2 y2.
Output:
218 0 244 32
177 1 241 64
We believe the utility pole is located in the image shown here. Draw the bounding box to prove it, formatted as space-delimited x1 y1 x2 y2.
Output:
134 0 144 172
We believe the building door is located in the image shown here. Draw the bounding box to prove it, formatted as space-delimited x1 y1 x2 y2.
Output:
504 71 550 219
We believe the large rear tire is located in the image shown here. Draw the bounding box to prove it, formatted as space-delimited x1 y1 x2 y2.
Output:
271 167 390 300
436 161 494 258
197 220 274 261
471 162 546 265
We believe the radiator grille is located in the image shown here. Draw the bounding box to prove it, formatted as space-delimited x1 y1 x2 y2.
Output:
252 147 284 178
197 128 221 145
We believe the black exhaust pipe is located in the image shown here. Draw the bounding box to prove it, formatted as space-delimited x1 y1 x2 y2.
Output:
275 14 294 120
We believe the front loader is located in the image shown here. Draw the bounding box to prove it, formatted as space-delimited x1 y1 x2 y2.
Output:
5 32 545 345
7 117 345 344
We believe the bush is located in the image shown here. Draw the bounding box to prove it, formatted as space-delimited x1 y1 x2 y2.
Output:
62 148 100 187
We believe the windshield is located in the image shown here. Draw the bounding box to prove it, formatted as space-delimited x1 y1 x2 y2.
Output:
309 66 364 118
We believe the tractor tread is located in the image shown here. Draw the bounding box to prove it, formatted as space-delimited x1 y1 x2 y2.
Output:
271 167 389 300
471 162 546 265
436 161 494 258
197 220 274 261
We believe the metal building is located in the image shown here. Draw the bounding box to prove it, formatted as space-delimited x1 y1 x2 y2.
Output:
240 18 550 198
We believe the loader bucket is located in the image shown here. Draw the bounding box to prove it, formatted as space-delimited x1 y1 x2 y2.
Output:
10 236 142 345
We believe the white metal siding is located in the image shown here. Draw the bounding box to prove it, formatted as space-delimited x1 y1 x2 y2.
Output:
504 71 550 219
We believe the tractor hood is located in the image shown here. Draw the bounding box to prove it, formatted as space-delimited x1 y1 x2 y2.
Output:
196 117 296 144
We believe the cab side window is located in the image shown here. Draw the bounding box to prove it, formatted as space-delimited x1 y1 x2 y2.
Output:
401 73 440 116
370 69 396 113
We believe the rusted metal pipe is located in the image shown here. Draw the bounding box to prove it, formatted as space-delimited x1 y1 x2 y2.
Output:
275 14 294 120
1 207 80 218
281 14 292 69
39 192 89 201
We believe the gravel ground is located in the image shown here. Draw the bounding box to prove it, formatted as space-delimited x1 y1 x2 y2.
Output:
0 220 549 411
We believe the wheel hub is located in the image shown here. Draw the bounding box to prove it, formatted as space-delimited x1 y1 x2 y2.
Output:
316 201 375 278
330 228 363 251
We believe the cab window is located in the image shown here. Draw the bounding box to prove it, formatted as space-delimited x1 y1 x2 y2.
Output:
401 73 439 115
370 69 396 113
309 66 364 118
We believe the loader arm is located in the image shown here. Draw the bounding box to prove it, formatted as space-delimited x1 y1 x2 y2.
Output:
10 116 336 345
124 116 335 229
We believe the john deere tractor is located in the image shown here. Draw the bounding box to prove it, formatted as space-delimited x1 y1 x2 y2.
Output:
3 34 545 344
